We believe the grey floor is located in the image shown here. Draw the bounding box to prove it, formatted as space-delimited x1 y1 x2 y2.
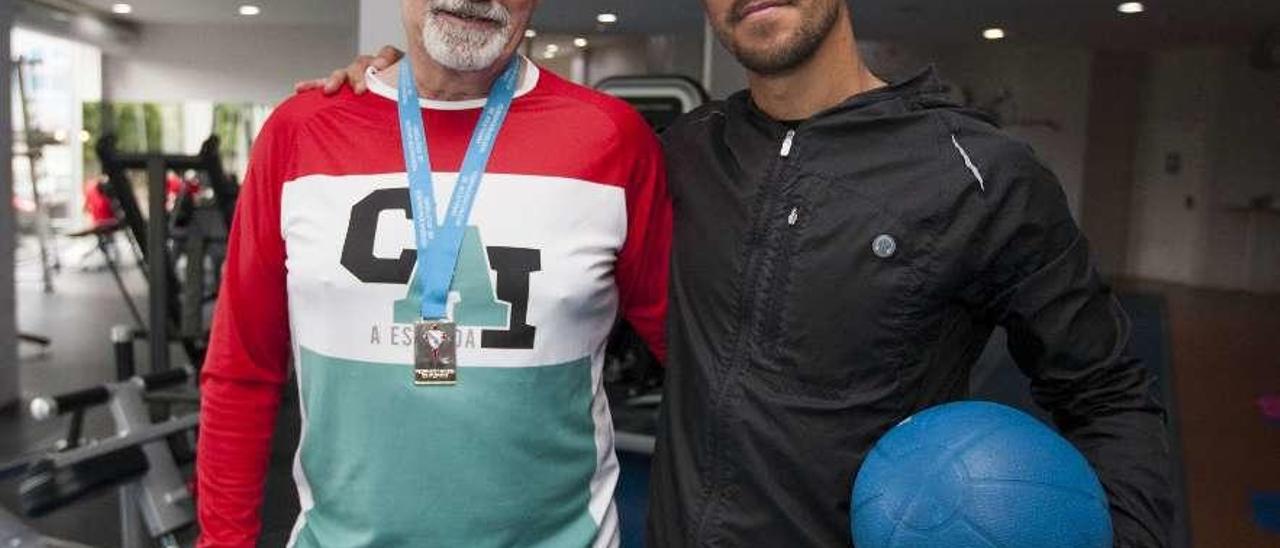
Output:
1 236 300 547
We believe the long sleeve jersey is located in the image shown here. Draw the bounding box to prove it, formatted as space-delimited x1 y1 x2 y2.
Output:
197 59 670 548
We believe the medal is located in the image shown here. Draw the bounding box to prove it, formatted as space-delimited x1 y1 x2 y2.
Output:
395 56 521 387
414 320 458 385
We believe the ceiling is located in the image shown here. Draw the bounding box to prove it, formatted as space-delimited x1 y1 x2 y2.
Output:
65 0 1280 47
75 0 357 27
848 0 1280 48
531 0 707 34
69 0 707 32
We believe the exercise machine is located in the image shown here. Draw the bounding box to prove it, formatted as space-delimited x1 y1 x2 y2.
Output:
96 135 238 372
0 506 92 547
595 75 709 133
12 55 60 294
17 333 51 347
2 326 198 548
66 219 146 331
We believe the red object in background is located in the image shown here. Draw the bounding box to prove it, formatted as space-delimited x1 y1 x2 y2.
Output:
12 196 36 213
166 172 183 197
168 172 200 197
1260 395 1280 423
165 172 202 210
83 177 115 224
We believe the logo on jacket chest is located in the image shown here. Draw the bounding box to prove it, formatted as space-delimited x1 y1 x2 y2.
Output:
339 188 540 350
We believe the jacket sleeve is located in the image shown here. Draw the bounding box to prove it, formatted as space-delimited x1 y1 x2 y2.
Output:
955 132 1174 547
614 122 672 363
196 111 295 547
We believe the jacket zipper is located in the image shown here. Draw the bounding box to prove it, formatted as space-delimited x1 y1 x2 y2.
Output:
698 127 800 542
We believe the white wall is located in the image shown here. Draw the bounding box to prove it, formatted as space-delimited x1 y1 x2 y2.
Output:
1199 48 1280 292
704 23 748 99
586 36 649 86
866 43 1093 219
586 32 706 87
1129 49 1220 285
1 0 18 408
359 0 406 54
1128 47 1280 292
1211 50 1280 208
104 23 357 104
646 32 706 83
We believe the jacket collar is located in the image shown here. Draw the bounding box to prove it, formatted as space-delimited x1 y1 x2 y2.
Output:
728 65 958 130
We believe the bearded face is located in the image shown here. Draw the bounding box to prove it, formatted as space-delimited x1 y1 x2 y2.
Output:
703 0 844 75
403 0 536 72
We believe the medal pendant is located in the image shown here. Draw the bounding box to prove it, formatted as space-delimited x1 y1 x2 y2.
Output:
414 320 458 386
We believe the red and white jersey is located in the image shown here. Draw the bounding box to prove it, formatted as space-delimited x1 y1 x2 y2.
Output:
197 58 670 548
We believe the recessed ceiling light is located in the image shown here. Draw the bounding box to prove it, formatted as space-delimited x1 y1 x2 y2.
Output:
111 3 133 15
596 13 618 24
545 44 560 54
574 37 589 48
238 5 261 16
982 28 1006 40
524 29 537 39
1117 2 1144 14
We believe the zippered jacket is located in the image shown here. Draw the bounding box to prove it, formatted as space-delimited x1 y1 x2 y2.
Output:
648 67 1173 548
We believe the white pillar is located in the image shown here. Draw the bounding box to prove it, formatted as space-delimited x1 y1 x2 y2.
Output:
1 0 20 409
701 18 748 99
570 51 588 85
359 0 407 55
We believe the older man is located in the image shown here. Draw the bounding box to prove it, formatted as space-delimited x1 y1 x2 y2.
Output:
196 0 669 546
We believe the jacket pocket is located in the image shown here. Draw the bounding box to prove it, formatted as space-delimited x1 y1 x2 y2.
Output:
773 179 926 393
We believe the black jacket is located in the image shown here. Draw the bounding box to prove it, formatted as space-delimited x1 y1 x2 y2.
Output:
647 68 1173 547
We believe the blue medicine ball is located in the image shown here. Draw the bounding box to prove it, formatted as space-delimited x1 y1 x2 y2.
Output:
851 401 1112 548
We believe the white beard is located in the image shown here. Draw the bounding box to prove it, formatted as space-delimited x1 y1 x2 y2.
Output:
421 0 512 72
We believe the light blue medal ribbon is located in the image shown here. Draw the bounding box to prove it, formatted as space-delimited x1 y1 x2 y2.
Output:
397 58 520 321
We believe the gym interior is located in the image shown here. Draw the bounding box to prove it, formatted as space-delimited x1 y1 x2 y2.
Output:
1 0 1278 546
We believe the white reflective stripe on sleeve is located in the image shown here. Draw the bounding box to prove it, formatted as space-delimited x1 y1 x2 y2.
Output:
951 133 985 192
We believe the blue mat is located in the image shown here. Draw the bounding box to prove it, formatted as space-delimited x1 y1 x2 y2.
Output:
616 451 651 548
1253 492 1280 534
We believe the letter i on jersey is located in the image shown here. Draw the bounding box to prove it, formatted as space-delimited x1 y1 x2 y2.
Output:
397 57 521 385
